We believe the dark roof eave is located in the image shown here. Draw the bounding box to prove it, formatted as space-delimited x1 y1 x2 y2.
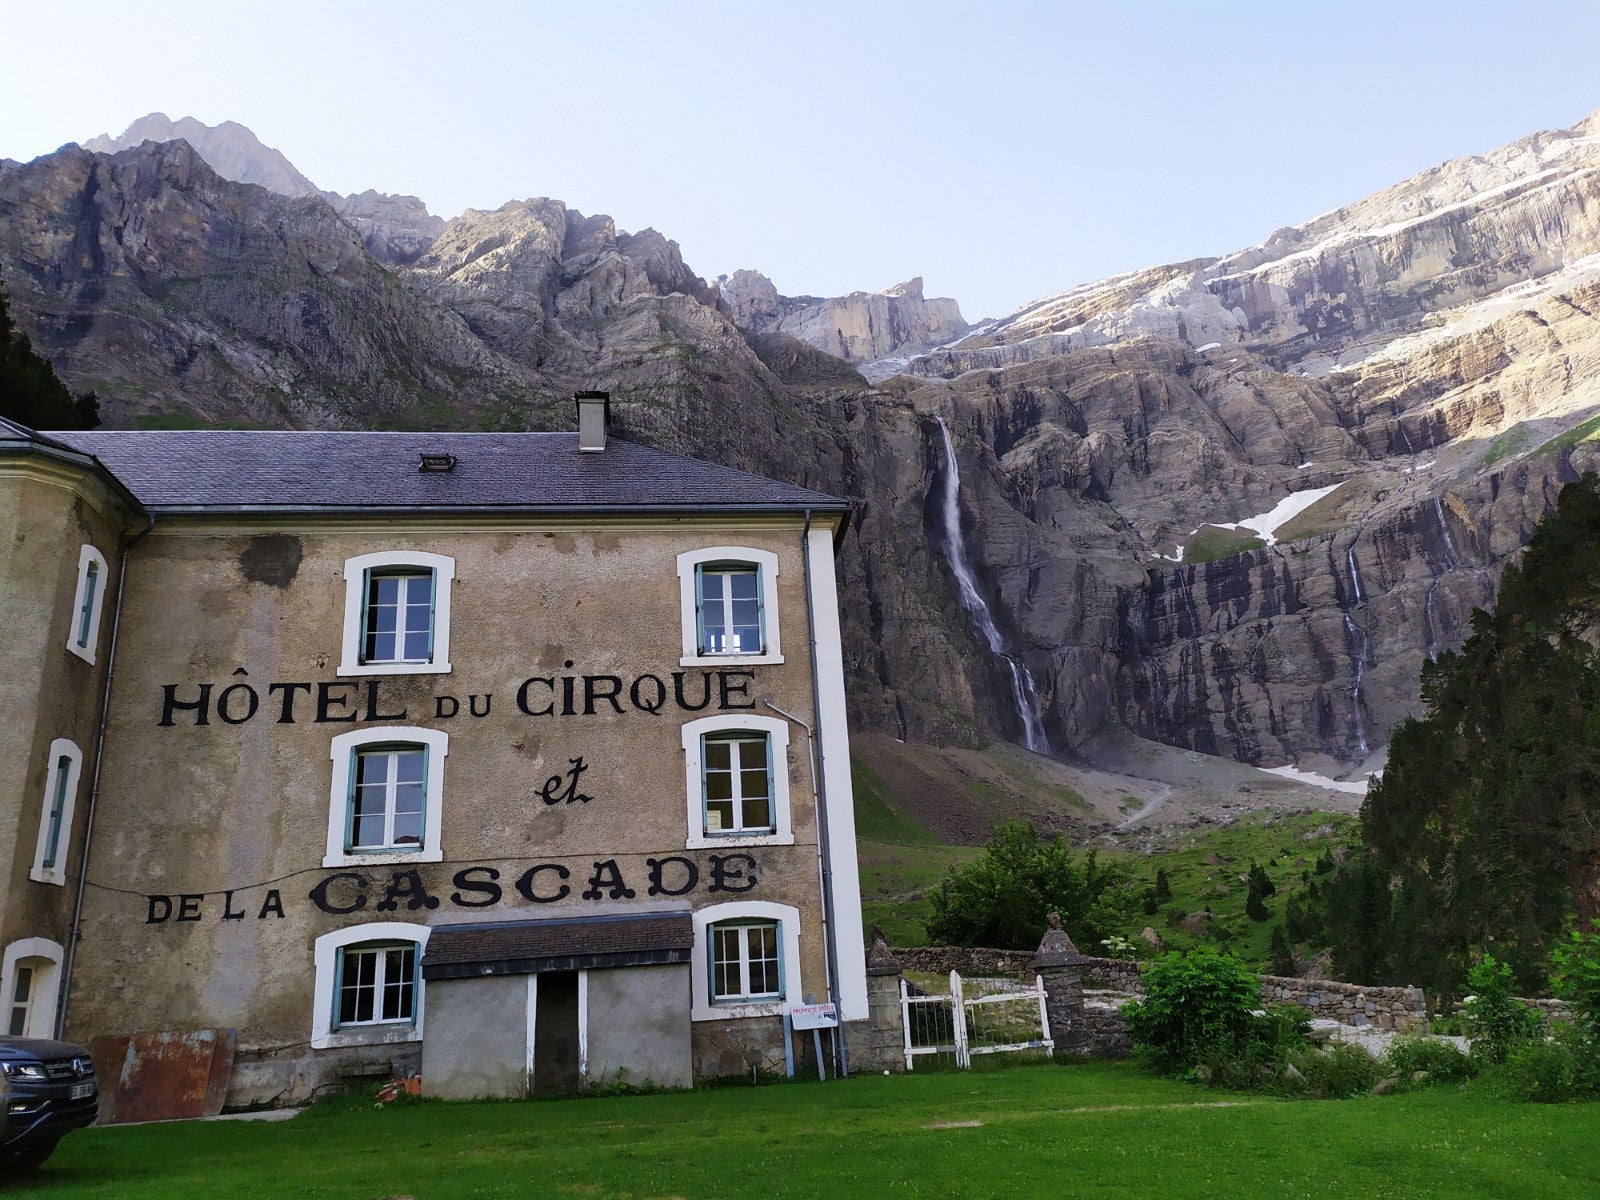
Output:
0 439 148 516
145 499 853 535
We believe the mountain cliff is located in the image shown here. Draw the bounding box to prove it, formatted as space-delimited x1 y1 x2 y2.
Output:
6 110 1600 777
717 271 969 379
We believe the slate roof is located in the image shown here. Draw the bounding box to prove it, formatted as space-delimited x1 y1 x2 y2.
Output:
421 911 695 979
40 429 850 518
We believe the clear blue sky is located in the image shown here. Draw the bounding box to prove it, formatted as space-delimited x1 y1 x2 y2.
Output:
4 1 1598 320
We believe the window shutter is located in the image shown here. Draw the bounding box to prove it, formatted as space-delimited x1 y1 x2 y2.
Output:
425 570 437 664
694 566 708 654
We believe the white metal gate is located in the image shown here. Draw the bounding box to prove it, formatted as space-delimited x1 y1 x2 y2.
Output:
900 970 1053 1070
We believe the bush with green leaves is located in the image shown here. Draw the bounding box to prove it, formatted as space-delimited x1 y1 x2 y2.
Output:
1384 1036 1476 1086
1289 1043 1385 1099
1121 948 1288 1078
1498 1037 1579 1103
1463 955 1543 1065
924 821 1136 950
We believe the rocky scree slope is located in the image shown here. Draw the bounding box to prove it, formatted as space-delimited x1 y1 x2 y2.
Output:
7 113 1600 772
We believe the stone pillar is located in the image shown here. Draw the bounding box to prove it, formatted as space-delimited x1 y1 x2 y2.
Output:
1033 912 1089 1056
847 927 907 1074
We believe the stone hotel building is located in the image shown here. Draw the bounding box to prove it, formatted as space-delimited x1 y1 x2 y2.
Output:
0 395 867 1104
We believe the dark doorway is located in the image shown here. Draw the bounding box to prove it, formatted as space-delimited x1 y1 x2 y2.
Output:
532 971 580 1095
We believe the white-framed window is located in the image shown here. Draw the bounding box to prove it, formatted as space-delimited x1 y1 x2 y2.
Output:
676 546 783 666
30 739 82 885
338 551 455 676
0 939 63 1039
66 545 109 664
324 727 447 868
681 714 794 849
311 923 429 1049
690 901 802 1021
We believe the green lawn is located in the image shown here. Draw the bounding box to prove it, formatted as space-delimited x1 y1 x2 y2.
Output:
27 1063 1600 1199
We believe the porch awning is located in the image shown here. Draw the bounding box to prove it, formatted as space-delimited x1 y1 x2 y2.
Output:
421 911 694 980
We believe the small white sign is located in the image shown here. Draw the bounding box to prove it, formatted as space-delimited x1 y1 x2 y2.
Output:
789 1002 838 1030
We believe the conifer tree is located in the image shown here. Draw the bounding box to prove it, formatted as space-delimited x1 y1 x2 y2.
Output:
0 284 99 430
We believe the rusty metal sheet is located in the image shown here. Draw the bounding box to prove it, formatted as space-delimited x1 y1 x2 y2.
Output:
89 1028 237 1124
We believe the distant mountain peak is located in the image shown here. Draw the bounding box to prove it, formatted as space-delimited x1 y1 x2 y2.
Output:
82 112 320 197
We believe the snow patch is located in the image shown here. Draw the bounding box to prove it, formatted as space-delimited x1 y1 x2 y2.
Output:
1202 481 1346 547
1259 765 1372 795
1194 341 1221 352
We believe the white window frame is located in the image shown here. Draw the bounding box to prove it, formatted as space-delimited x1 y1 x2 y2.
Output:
681 714 793 850
690 901 802 1022
1 939 64 1040
676 546 783 666
324 727 448 868
338 550 455 676
66 544 109 664
310 923 429 1049
30 739 82 885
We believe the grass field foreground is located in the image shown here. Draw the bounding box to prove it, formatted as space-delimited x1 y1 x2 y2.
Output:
24 1062 1600 1199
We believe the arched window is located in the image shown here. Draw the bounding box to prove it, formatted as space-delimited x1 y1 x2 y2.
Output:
67 545 109 664
338 551 455 676
31 739 83 885
1 939 64 1039
324 727 448 868
680 714 794 849
676 546 783 666
310 922 430 1049
690 902 802 1021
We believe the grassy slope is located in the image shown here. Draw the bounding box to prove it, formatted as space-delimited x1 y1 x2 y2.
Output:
855 744 1356 966
38 1064 1599 1199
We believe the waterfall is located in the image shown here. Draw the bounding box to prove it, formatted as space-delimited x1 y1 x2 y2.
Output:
935 417 1051 754
1174 568 1201 639
1343 612 1370 757
1434 496 1459 566
1423 578 1441 660
1343 540 1368 757
1345 546 1364 605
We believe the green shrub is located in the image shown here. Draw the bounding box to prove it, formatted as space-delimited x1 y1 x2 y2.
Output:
1122 948 1265 1076
1497 1039 1579 1103
1385 1036 1476 1086
1291 1043 1385 1099
1550 922 1600 1037
1463 955 1543 1065
924 821 1137 950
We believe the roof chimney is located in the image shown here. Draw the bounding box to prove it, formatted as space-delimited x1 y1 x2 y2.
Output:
575 391 611 453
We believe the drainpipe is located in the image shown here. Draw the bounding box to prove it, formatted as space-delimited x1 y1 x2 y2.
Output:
797 508 847 1078
58 513 155 1037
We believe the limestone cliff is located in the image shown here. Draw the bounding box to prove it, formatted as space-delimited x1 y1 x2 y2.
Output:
8 111 1600 776
718 271 968 380
82 113 446 266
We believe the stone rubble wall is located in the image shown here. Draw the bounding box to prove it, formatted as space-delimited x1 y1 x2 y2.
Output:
891 948 1431 1036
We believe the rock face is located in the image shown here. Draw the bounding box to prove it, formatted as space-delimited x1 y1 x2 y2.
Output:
718 271 968 380
83 113 446 267
8 111 1600 773
83 113 320 196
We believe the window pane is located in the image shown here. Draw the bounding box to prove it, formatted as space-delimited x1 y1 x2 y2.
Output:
728 572 758 601
704 740 731 771
705 799 733 832
712 927 740 997
392 751 425 785
13 966 33 1005
741 797 773 830
748 925 780 996
704 771 733 801
365 571 432 663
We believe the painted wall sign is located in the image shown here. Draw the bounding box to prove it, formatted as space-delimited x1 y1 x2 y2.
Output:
139 853 760 925
157 666 758 727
